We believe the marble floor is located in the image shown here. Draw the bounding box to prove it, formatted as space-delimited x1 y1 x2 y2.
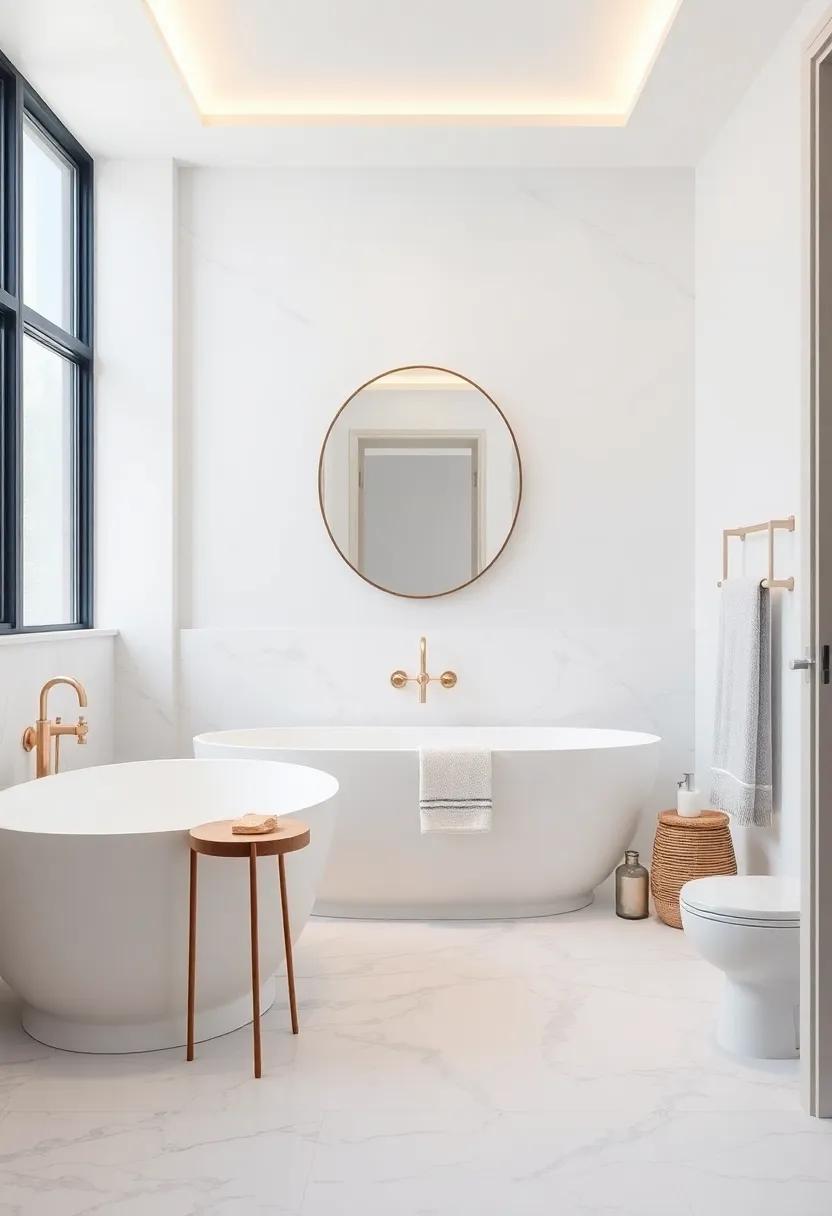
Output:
0 904 828 1215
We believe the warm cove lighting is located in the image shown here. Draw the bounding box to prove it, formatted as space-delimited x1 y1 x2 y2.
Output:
143 0 683 126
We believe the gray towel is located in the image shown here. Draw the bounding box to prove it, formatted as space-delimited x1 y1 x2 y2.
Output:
419 748 492 834
710 578 772 827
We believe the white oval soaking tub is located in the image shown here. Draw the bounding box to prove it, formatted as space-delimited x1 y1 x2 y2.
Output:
194 728 660 919
0 759 338 1052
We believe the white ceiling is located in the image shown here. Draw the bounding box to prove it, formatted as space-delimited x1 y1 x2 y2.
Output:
0 0 808 166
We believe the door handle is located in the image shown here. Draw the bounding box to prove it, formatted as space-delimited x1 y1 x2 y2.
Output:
791 649 832 682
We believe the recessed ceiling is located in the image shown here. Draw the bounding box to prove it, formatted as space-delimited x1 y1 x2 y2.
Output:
143 0 681 125
0 0 810 166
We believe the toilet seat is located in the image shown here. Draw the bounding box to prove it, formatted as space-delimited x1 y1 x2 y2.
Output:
680 875 799 928
680 905 798 930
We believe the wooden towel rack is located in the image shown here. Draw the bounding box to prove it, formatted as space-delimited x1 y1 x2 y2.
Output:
718 516 795 590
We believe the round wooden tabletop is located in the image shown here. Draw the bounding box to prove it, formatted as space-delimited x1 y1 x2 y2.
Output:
188 818 311 858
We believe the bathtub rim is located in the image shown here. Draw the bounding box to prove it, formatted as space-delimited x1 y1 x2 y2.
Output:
194 725 662 755
0 757 340 837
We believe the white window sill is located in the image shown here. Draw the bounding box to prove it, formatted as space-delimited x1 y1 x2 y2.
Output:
0 628 118 647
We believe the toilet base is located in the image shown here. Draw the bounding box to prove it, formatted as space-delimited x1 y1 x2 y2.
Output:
717 979 799 1059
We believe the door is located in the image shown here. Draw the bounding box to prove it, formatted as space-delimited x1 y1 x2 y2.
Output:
805 13 832 1118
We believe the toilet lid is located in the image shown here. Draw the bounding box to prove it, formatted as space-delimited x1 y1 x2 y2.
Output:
680 875 800 923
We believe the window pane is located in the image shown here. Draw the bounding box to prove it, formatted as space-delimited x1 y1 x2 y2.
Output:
23 117 76 331
22 336 76 625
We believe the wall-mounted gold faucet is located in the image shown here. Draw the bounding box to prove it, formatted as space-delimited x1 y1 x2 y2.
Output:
22 677 89 778
390 637 457 704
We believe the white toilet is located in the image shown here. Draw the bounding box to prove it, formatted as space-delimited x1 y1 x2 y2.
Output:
680 875 800 1059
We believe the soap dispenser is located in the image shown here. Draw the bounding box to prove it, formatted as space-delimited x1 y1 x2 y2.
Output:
676 772 701 818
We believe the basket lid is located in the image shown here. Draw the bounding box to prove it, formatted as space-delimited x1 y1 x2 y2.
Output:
658 810 729 829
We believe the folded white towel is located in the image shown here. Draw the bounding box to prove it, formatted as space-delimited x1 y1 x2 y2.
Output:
710 578 773 827
419 748 492 834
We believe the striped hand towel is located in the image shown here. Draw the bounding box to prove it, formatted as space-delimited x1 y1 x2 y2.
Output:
419 748 492 834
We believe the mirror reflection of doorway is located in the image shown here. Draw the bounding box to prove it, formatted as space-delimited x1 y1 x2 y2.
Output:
353 434 482 597
319 366 521 599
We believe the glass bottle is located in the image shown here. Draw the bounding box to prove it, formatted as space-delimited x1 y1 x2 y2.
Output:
615 850 649 920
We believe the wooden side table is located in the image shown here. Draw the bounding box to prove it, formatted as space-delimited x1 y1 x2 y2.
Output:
187 818 311 1078
650 810 737 929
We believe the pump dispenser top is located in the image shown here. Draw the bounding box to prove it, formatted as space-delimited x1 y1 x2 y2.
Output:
676 772 701 818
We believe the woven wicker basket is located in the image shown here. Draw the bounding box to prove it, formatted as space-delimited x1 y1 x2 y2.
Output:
650 810 737 928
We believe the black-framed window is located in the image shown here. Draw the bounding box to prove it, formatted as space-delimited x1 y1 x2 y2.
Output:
0 50 93 633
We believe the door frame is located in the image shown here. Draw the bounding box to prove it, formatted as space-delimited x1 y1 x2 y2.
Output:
803 10 832 1118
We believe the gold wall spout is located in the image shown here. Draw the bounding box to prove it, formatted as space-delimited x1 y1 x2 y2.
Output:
22 676 89 778
390 636 457 704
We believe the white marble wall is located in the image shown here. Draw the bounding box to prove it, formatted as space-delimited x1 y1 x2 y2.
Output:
0 634 115 790
97 160 179 762
178 168 694 628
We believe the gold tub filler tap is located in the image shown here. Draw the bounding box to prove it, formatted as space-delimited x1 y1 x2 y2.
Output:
390 636 457 704
22 676 89 778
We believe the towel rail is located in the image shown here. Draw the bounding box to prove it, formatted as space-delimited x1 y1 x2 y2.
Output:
718 516 795 590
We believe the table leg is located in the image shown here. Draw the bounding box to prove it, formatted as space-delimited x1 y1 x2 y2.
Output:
278 853 299 1034
186 849 197 1061
249 843 262 1078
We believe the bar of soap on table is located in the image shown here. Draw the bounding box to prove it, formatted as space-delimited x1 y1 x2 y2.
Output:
231 813 279 835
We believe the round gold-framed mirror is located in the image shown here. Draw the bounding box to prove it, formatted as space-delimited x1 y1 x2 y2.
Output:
318 366 522 599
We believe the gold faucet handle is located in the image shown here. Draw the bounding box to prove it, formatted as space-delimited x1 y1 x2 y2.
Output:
21 725 37 752
439 671 457 689
390 670 410 689
76 716 88 745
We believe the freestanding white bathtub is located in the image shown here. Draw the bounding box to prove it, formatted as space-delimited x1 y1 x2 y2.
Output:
194 728 660 919
0 759 338 1052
